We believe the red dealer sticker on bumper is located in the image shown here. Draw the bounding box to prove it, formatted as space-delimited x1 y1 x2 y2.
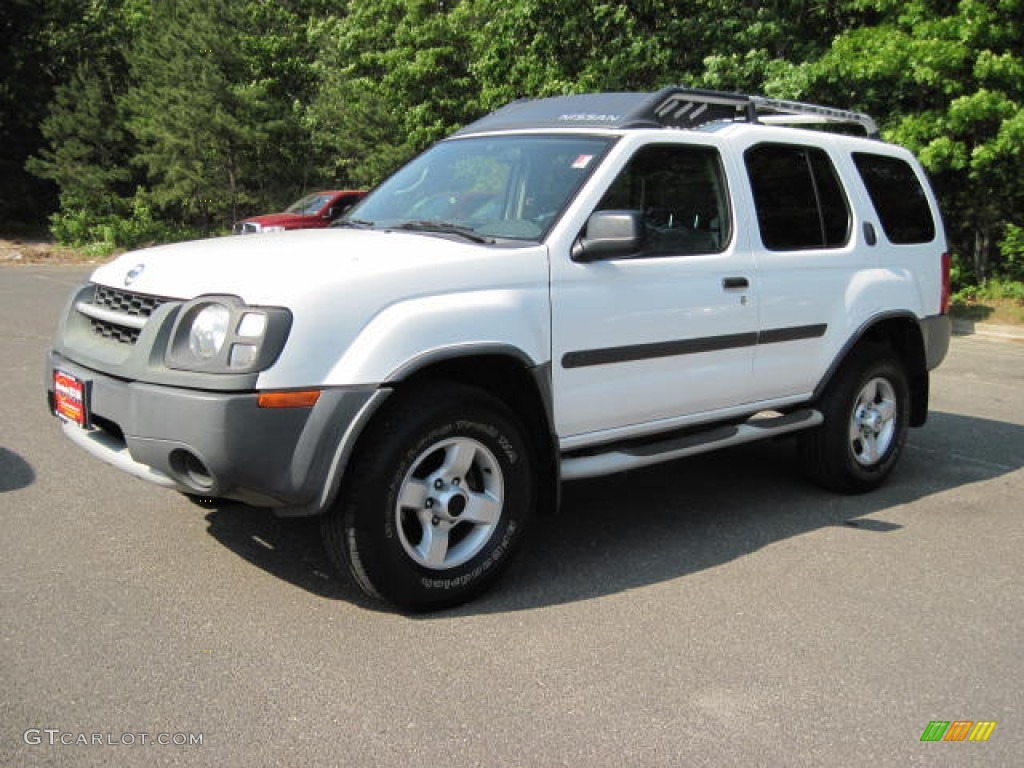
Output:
53 370 88 427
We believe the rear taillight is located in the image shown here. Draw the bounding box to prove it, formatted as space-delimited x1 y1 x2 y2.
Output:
940 252 951 314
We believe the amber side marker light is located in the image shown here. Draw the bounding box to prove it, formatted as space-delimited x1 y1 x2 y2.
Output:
257 390 321 409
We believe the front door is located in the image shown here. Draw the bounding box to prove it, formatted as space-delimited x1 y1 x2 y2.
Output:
550 141 758 443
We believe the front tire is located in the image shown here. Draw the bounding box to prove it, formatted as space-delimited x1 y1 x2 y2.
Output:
322 382 534 611
799 347 910 494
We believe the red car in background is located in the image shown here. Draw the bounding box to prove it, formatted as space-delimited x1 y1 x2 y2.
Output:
233 190 366 234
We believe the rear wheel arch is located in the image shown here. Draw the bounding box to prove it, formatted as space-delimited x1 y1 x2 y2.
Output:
801 344 911 493
817 314 929 427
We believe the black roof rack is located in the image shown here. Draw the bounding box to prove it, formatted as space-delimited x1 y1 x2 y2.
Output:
454 87 879 139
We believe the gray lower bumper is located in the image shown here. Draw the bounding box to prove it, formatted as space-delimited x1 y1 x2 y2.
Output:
46 350 388 515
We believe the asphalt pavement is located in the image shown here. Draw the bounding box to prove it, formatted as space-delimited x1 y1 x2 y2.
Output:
2 264 1022 767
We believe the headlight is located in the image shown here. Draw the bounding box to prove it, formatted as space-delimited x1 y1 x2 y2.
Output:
189 304 230 359
262 225 285 233
166 296 292 373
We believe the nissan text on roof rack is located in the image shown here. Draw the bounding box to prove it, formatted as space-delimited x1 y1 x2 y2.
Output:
46 88 951 611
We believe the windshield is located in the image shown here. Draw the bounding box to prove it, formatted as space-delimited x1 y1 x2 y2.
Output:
285 193 333 215
344 135 613 241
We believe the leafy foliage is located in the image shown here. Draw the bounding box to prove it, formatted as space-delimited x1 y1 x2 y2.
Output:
776 0 1024 280
125 0 287 232
999 224 1024 281
27 64 134 216
50 195 200 256
4 0 1020 287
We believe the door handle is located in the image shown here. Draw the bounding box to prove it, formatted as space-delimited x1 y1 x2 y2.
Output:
722 276 749 290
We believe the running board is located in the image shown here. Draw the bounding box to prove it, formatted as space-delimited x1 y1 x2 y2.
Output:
560 409 823 481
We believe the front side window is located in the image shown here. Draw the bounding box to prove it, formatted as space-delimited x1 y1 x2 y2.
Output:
745 144 851 251
853 153 936 244
346 135 613 241
594 144 731 256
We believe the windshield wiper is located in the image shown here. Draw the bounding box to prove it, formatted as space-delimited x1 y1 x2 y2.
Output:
394 220 494 244
332 218 375 229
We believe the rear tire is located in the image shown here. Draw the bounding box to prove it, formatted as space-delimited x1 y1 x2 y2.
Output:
799 346 910 494
322 382 534 611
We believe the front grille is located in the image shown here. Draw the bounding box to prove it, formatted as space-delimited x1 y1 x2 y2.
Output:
82 285 171 345
90 318 142 344
93 285 167 318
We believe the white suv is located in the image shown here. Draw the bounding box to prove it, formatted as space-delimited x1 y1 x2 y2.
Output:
47 88 951 610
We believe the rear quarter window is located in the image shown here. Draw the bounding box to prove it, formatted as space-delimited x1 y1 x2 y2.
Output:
853 153 936 244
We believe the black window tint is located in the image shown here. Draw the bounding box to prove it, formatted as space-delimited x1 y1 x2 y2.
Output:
596 145 731 256
811 151 851 246
854 153 936 244
745 144 851 250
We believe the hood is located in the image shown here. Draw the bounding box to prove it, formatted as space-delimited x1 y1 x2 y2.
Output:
89 228 507 306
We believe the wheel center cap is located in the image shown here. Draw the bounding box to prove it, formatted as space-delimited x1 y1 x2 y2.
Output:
861 408 882 432
447 493 467 518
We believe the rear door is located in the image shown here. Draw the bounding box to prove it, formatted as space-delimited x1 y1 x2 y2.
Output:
738 139 864 401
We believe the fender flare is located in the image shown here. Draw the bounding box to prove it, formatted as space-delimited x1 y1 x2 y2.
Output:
813 311 930 426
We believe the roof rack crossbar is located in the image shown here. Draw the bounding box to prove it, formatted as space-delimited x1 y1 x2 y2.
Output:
639 88 879 138
749 96 879 138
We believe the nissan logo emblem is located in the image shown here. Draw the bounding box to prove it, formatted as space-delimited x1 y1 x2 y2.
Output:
124 263 145 286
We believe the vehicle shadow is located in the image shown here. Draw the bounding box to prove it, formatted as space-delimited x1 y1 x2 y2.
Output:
0 447 35 492
201 505 374 607
200 410 1024 615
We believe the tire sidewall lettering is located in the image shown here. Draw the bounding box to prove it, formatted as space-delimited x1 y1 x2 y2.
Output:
329 382 535 610
455 419 519 465
380 412 529 595
419 520 519 591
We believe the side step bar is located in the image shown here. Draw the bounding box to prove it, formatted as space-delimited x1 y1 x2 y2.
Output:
560 409 823 480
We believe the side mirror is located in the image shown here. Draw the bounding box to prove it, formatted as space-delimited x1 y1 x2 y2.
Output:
572 210 644 262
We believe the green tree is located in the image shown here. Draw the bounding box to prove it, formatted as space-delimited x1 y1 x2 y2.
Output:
27 63 134 216
15 0 1024 282
461 0 674 107
0 0 116 230
308 0 477 186
30 0 331 236
458 0 856 108
778 0 1024 280
305 0 854 186
26 0 193 249
125 0 287 231
696 0 871 93
231 0 336 215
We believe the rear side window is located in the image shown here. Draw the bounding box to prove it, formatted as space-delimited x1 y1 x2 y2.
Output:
745 144 850 251
853 153 936 244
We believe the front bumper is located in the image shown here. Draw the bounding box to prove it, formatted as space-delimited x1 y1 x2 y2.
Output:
46 350 388 516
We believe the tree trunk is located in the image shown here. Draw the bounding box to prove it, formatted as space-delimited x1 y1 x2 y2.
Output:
973 226 991 282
